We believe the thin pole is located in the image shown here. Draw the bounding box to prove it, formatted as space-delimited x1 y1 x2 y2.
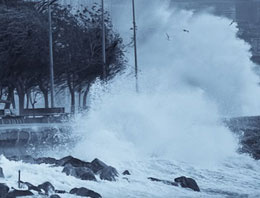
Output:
101 0 107 80
132 0 139 92
48 0 55 108
18 170 21 188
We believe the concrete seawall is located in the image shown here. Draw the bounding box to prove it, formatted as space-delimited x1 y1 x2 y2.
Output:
0 124 72 157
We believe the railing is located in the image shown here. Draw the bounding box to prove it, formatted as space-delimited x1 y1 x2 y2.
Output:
0 108 70 124
21 108 65 117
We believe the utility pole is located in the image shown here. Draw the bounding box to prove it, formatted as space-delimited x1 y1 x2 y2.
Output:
132 0 139 92
101 0 107 80
48 0 55 108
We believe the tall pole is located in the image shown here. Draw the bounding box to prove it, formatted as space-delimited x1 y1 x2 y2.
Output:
132 0 139 92
101 0 107 80
48 0 55 108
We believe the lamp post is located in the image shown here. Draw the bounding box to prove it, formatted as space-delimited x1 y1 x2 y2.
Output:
48 0 55 108
132 0 139 92
101 0 107 80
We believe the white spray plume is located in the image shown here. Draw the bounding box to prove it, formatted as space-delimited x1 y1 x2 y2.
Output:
71 1 260 166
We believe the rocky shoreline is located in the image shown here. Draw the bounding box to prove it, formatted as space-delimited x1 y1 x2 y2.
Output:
0 155 200 197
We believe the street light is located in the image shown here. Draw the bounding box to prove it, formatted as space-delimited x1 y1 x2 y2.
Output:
48 0 55 108
101 0 107 80
132 0 139 92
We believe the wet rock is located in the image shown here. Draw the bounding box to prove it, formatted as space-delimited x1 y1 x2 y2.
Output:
70 187 102 198
20 155 36 164
100 166 119 181
20 181 41 193
35 157 59 165
122 170 131 175
0 167 4 178
55 190 67 194
58 156 91 168
62 164 96 181
7 155 36 164
6 189 33 197
148 177 178 186
50 194 61 198
38 181 55 195
0 183 9 197
90 158 108 174
174 176 200 192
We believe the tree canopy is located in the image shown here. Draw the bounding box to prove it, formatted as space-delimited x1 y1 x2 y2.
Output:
0 0 126 114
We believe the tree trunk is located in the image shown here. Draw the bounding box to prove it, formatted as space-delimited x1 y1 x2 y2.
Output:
11 91 16 109
26 91 30 109
4 87 14 109
18 92 25 115
83 83 91 110
43 91 49 108
71 90 75 114
78 84 82 112
67 72 76 114
15 78 25 115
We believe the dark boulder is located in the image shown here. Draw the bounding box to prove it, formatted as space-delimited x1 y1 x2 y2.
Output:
90 158 108 174
50 194 61 198
0 167 4 178
148 177 178 186
38 181 55 195
0 183 9 197
122 170 131 175
174 176 200 192
58 156 91 168
99 166 118 181
20 155 36 164
20 181 41 193
70 187 102 198
55 190 67 194
35 157 59 165
6 190 33 197
62 164 96 181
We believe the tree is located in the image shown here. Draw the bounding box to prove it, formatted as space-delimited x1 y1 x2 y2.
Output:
0 0 126 114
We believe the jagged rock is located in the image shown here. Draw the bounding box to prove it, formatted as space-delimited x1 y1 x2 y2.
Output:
174 176 200 192
6 190 33 197
20 155 36 164
148 177 178 186
0 167 4 178
100 166 118 181
70 187 102 198
38 181 55 195
58 156 91 168
50 194 61 198
55 190 67 194
35 157 59 165
6 156 20 162
122 170 131 175
90 158 108 174
20 181 41 193
0 183 9 197
62 164 96 181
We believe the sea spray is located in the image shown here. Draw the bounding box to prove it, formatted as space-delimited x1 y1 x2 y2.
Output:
67 1 260 167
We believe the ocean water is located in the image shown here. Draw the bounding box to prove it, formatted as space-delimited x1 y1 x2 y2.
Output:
0 154 260 197
1 1 260 197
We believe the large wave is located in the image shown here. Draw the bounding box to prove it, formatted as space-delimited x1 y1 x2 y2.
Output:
70 1 260 167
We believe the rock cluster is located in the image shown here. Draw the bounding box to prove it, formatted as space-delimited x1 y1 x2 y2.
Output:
148 176 200 192
0 180 101 198
2 155 120 198
1 155 202 197
7 155 119 182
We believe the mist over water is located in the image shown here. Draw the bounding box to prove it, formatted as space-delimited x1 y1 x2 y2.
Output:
72 1 260 166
